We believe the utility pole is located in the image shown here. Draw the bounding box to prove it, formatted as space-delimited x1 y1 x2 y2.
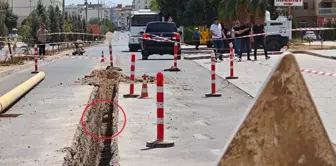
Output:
98 0 100 21
63 0 65 31
85 0 88 23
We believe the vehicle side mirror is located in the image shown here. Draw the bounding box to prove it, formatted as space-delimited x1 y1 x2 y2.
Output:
178 31 182 35
140 31 144 35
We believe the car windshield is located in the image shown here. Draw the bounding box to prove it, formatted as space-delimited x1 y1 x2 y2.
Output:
145 23 178 33
130 15 160 26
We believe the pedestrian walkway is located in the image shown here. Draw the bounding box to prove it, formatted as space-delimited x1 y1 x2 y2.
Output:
193 53 336 144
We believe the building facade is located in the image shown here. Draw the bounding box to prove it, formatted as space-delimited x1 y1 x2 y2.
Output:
133 0 150 10
111 4 132 28
8 0 63 26
291 0 336 27
65 3 110 23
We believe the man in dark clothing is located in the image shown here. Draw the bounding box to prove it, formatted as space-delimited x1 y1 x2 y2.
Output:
238 19 251 61
251 17 270 60
232 20 241 58
193 27 201 50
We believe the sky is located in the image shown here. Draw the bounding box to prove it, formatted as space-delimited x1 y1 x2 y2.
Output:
65 0 133 6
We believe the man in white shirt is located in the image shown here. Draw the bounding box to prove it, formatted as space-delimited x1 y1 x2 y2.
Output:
210 17 224 61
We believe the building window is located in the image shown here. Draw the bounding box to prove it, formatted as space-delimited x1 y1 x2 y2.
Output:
304 2 308 9
145 0 148 4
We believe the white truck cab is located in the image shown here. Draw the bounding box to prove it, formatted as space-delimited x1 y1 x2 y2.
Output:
264 11 292 51
128 10 161 52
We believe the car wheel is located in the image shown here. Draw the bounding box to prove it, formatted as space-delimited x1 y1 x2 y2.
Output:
141 51 149 60
266 40 281 51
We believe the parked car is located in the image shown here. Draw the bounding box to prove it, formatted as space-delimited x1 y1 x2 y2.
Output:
141 21 182 60
303 31 317 41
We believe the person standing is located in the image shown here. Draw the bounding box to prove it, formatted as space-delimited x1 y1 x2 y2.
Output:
193 27 202 50
36 23 48 57
232 20 242 59
210 17 224 61
238 19 252 61
251 17 270 60
221 22 230 54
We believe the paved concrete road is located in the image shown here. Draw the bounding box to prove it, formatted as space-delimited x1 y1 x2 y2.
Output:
192 53 336 144
0 32 128 166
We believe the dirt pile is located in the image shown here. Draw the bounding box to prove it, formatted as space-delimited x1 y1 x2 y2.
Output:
63 69 120 166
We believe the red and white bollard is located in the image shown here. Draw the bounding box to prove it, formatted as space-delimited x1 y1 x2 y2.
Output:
146 72 174 148
34 44 38 55
164 42 181 72
31 57 39 74
101 51 105 63
109 42 113 67
205 54 222 97
226 43 238 79
123 54 139 98
138 74 151 99
32 44 39 74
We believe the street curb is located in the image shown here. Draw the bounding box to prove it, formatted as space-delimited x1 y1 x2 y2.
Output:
183 52 283 60
0 51 72 78
292 50 336 60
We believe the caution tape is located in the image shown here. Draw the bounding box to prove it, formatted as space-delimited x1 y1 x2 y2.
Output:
300 69 336 76
143 27 336 46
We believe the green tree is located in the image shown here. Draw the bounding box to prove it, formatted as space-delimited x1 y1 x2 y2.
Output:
36 0 50 30
55 5 64 42
48 5 60 43
29 10 42 43
89 18 100 24
5 9 18 32
218 0 267 24
18 24 33 44
184 0 206 26
150 0 160 11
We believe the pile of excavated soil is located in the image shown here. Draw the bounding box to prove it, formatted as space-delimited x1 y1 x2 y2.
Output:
74 70 168 85
120 73 157 83
63 69 120 166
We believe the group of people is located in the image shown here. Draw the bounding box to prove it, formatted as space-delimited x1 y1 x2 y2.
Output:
195 17 271 62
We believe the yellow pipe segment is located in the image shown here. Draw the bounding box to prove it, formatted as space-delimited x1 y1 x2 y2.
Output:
0 72 46 113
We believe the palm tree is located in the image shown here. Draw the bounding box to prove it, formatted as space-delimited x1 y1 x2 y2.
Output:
218 0 268 26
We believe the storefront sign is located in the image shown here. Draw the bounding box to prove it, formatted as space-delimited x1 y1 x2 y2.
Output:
275 0 303 6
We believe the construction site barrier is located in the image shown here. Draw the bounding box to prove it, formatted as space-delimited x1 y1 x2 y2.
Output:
164 42 181 72
205 54 222 97
109 42 113 67
226 43 238 79
138 74 151 99
146 72 174 148
123 54 139 98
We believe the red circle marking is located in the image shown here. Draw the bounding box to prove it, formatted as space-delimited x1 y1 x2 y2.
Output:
80 99 126 141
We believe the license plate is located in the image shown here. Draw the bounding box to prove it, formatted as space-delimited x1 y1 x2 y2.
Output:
153 37 170 40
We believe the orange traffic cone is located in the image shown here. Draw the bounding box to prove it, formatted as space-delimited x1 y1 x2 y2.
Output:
139 74 151 99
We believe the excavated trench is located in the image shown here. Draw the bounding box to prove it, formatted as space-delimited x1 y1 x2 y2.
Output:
63 69 121 166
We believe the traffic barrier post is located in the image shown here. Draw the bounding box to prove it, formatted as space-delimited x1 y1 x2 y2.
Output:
101 51 105 63
164 42 181 72
146 72 174 148
205 55 222 97
226 43 238 79
31 57 39 74
31 44 39 74
123 54 139 98
109 42 113 67
138 74 151 99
